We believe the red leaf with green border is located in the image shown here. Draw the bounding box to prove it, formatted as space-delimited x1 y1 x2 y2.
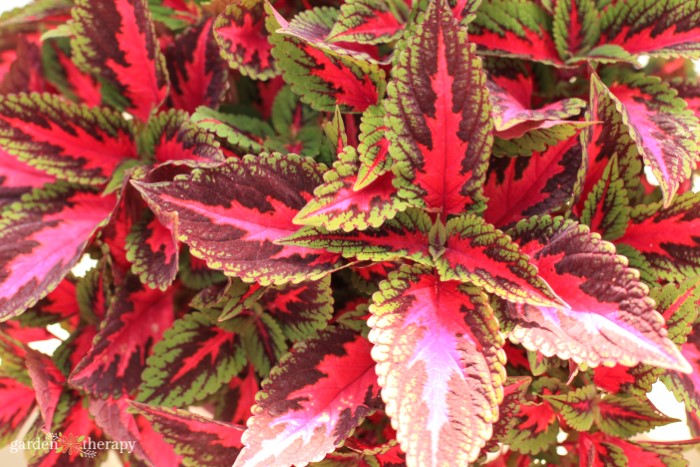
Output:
0 183 116 321
0 377 35 446
437 214 564 308
49 45 102 107
71 0 169 121
552 0 600 60
132 153 344 285
487 64 586 139
328 0 408 44
235 325 381 467
126 209 179 290
544 384 597 431
577 432 689 467
468 0 562 65
267 4 386 112
280 209 432 265
191 106 274 156
483 376 531 451
0 93 137 186
130 401 244 467
214 0 276 80
26 349 65 433
386 0 493 218
354 105 391 191
368 264 505 466
484 136 582 229
69 274 176 397
0 149 54 208
293 146 406 232
149 109 225 164
600 0 700 59
605 73 700 206
577 72 643 213
580 155 631 241
616 192 700 282
596 394 678 437
166 18 228 113
505 215 690 372
137 310 245 407
88 396 182 466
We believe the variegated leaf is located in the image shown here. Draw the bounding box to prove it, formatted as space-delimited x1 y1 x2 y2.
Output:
328 0 409 44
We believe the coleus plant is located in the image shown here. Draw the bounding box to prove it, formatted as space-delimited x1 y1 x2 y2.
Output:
1 0 700 465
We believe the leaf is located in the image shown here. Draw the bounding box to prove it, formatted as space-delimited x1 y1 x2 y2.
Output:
580 155 631 241
437 214 564 308
484 376 531 450
600 0 700 59
44 43 102 107
131 401 244 467
214 0 276 80
0 93 137 186
126 209 179 290
0 148 54 208
369 264 505 466
354 105 391 190
468 0 561 65
484 136 582 229
492 121 587 157
294 146 406 231
71 0 169 121
137 310 245 407
328 0 408 44
604 73 700 206
578 432 689 467
552 0 600 60
506 378 563 455
132 153 344 285
0 377 35 447
544 384 596 431
386 0 493 218
147 109 225 164
192 106 273 156
235 325 381 467
280 209 432 264
69 275 176 397
166 18 228 113
267 5 386 112
0 183 116 321
596 394 678 437
17 277 79 329
616 192 700 282
25 349 65 433
505 215 691 372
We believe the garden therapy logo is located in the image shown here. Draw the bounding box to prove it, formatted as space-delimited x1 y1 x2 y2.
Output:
10 432 137 457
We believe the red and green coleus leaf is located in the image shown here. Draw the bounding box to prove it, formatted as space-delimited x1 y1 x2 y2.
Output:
0 377 35 446
125 208 179 291
580 155 631 241
235 324 381 467
166 17 228 113
132 153 344 285
0 93 137 186
369 264 505 466
483 376 531 452
131 401 244 467
355 105 391 190
577 432 690 467
191 106 274 156
71 0 169 121
493 120 587 157
267 85 327 159
600 0 700 59
43 42 103 107
504 215 690 372
214 0 276 80
602 73 700 206
328 0 409 44
386 0 492 218
0 148 54 208
616 192 700 282
484 136 582 229
0 183 116 321
487 63 586 139
267 5 386 112
468 0 561 65
280 208 432 264
661 330 700 418
137 310 246 407
437 214 564 308
552 0 601 61
69 274 176 397
25 349 65 433
16 276 79 329
146 109 225 164
596 394 679 437
293 146 406 231
88 396 182 466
